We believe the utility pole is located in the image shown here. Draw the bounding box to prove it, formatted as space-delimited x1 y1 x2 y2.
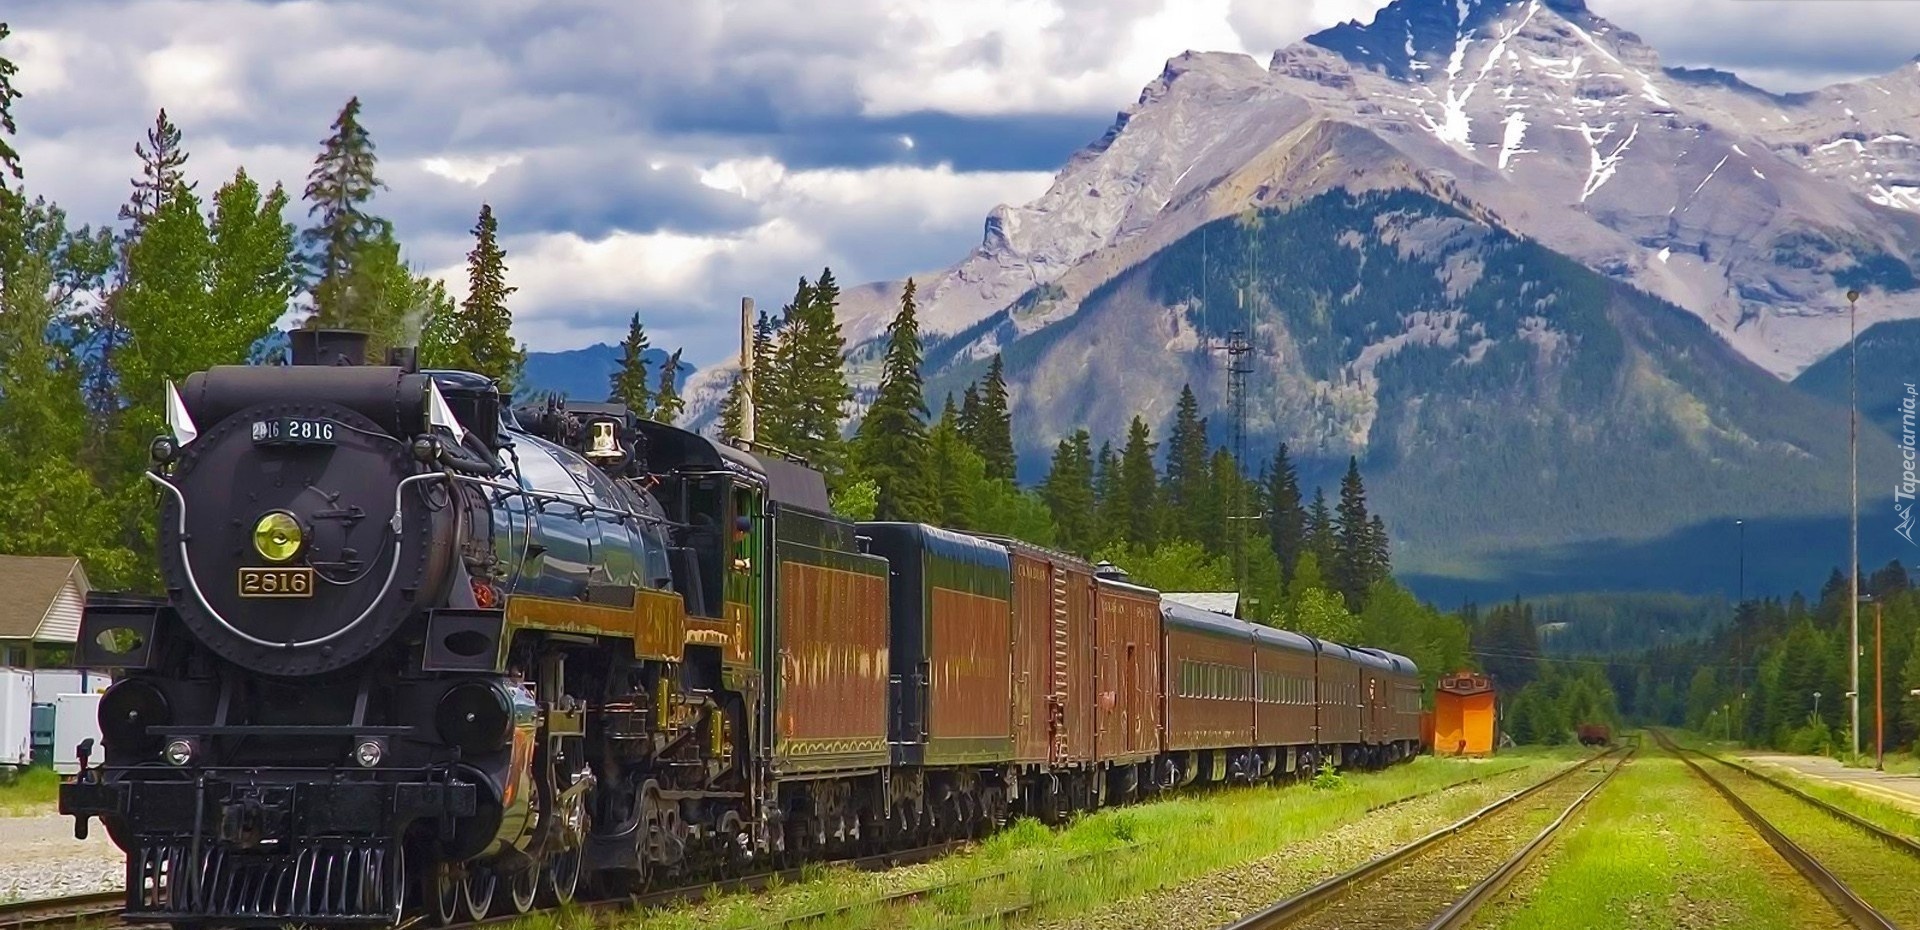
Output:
739 296 757 446
1848 288 1861 760
1875 597 1884 771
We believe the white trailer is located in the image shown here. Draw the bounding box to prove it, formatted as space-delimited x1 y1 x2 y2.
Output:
0 668 32 770
52 692 103 775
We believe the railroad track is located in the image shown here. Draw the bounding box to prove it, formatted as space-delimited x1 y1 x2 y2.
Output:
1217 746 1630 930
0 890 124 930
1651 729 1920 930
0 759 1550 930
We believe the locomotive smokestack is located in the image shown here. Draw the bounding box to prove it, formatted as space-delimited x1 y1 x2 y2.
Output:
290 329 370 367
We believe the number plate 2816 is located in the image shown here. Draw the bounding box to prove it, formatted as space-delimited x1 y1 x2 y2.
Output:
238 567 314 598
252 417 337 446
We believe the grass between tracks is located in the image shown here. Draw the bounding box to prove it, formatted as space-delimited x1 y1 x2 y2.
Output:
0 766 60 816
569 750 1578 930
1682 735 1920 842
1468 749 1850 930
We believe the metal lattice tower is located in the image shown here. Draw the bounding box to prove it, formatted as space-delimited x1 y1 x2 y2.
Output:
1211 286 1257 604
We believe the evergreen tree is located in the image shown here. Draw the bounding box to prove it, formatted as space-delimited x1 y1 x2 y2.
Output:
1092 440 1120 548
0 24 20 190
1163 385 1210 542
451 204 524 391
717 373 745 440
608 313 653 414
1265 444 1306 589
302 97 391 337
1117 416 1159 548
1901 626 1920 751
1305 487 1334 567
927 396 974 527
1041 429 1096 553
1332 456 1373 609
958 383 983 449
1366 514 1391 584
653 349 684 423
95 109 194 417
853 279 934 522
119 109 192 233
774 267 851 471
976 354 1016 480
1204 445 1238 556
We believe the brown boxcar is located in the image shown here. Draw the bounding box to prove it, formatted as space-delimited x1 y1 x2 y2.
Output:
860 523 1014 767
1253 625 1319 773
1004 542 1097 769
1094 577 1162 766
770 506 892 775
1162 601 1255 759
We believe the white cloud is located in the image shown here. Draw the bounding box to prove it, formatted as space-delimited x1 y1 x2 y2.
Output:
420 154 525 187
141 42 246 119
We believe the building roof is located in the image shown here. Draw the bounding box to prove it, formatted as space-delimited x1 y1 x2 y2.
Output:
1163 592 1240 617
0 556 91 643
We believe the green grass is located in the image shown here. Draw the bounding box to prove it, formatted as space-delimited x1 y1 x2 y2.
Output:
1471 752 1852 930
1712 763 1920 923
593 751 1582 930
0 765 60 816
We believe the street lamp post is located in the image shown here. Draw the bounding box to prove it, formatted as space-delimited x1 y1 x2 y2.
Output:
1848 287 1862 761
1876 598 1885 771
1814 690 1823 719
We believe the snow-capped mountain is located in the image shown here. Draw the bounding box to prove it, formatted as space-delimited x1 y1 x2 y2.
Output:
678 0 1920 597
827 0 1920 379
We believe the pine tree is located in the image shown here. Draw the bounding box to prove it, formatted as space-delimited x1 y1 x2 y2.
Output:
1093 440 1120 548
653 349 685 423
119 110 192 233
718 374 746 440
1042 429 1096 553
1305 487 1334 568
1117 416 1159 548
976 354 1016 480
766 268 850 470
608 313 653 414
1366 513 1392 584
451 204 525 391
717 310 775 442
1332 456 1373 609
1265 444 1306 589
927 396 974 527
756 278 810 451
1163 385 1210 542
0 24 20 190
958 383 983 449
1205 445 1237 556
95 109 194 417
853 279 933 521
302 97 390 335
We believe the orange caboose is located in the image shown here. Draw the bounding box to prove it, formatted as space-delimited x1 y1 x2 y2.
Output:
1433 671 1496 756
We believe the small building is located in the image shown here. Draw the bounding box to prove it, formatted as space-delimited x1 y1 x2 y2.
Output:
0 555 90 668
1433 670 1496 756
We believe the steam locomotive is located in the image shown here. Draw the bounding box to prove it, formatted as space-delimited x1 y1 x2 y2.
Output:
60 332 1421 926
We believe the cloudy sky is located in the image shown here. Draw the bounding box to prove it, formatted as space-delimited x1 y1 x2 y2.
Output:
6 0 1919 364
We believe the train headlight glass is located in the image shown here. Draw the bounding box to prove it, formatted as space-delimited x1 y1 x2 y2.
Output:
352 739 385 768
252 511 303 562
162 739 194 766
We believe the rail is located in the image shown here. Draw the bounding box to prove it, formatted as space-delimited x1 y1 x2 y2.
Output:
1219 746 1625 930
1649 729 1898 930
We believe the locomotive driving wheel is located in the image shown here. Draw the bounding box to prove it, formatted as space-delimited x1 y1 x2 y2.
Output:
506 863 539 916
424 862 462 927
460 866 496 921
542 793 586 905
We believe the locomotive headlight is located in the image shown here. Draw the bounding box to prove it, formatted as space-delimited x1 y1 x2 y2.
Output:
252 511 304 562
162 738 194 767
352 739 385 768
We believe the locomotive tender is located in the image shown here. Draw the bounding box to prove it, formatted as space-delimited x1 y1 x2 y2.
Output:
60 332 1421 926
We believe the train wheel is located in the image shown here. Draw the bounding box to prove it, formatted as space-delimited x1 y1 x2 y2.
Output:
460 868 496 922
506 864 538 916
424 863 461 927
542 797 585 906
